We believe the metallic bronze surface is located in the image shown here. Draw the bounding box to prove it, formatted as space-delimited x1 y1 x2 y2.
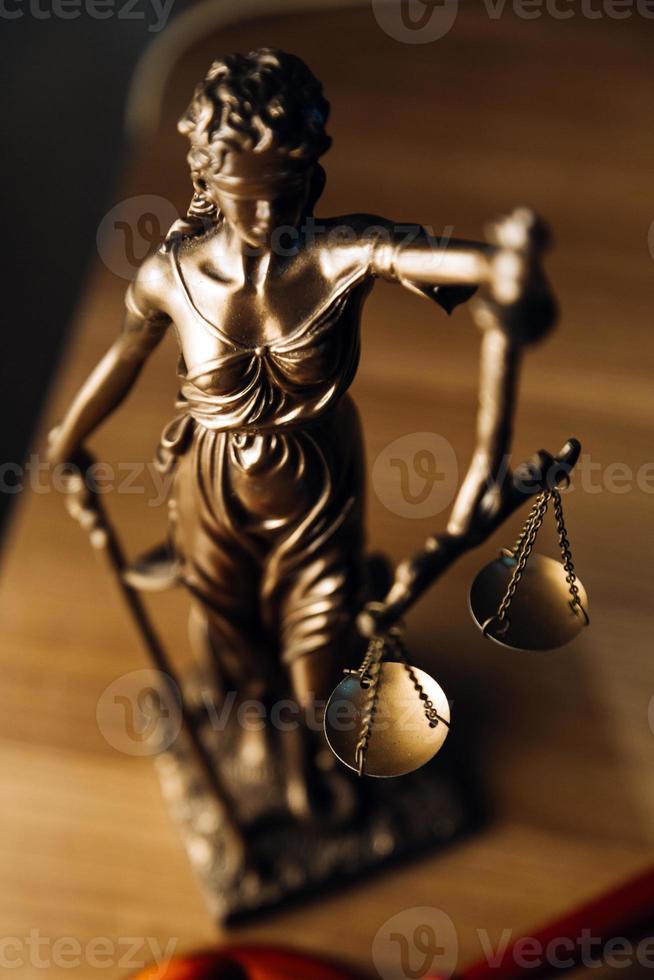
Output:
325 664 450 778
469 553 589 651
50 48 578 911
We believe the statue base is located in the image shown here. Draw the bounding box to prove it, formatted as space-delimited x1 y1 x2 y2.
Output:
154 677 480 924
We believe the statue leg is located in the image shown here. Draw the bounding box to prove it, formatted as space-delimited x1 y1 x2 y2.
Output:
274 537 367 824
171 430 280 816
252 398 369 822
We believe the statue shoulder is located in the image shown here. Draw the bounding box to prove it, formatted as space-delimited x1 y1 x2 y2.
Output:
311 213 396 285
125 247 175 322
318 212 395 244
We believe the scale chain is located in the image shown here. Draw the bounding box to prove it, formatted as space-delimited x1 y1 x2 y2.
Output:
552 488 589 621
494 490 551 627
509 491 548 559
486 485 589 637
353 627 449 774
353 636 384 776
386 630 448 730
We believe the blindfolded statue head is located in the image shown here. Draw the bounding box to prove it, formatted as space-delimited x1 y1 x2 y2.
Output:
178 48 331 249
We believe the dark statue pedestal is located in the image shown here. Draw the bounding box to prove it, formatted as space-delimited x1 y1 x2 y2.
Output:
154 675 479 924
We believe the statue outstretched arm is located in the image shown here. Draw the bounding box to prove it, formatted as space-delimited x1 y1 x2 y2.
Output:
358 208 569 636
371 226 492 290
366 208 555 338
48 262 171 465
368 208 557 504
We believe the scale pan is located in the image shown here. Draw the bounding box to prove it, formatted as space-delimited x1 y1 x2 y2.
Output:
469 552 589 651
324 662 450 778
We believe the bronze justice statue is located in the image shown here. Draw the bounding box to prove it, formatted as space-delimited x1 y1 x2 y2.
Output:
49 50 584 919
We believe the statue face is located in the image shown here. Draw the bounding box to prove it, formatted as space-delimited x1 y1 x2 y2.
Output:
201 150 313 250
213 184 310 249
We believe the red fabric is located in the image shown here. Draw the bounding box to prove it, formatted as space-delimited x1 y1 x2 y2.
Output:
456 867 654 980
133 952 244 979
224 946 365 980
133 867 654 980
132 946 364 980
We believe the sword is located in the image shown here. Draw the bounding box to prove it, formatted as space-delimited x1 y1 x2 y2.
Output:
61 448 247 869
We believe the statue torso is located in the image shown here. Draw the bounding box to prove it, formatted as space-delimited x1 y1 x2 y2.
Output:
163 221 373 431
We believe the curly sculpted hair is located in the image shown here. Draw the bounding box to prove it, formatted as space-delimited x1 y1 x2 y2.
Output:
178 48 331 179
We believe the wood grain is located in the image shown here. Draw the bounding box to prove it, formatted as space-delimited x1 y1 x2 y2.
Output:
1 6 653 978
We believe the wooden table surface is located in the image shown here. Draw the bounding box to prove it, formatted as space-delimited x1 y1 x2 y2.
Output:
2 5 653 978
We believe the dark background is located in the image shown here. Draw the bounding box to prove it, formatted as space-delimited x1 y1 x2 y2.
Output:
0 4 181 535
